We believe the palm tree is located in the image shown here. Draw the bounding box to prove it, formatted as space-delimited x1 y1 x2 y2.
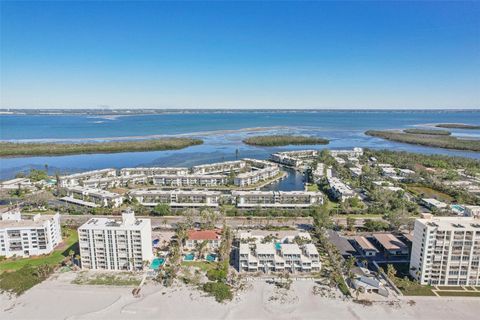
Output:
195 240 208 260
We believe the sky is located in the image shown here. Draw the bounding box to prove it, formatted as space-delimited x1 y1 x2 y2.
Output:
0 1 479 109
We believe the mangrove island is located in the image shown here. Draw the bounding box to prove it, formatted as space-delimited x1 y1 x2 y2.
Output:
0 138 203 157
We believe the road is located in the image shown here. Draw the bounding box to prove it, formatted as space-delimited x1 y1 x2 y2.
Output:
58 213 385 228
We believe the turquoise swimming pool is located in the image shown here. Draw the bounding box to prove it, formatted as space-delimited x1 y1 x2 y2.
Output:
150 258 165 270
275 242 282 250
184 253 195 261
206 254 217 262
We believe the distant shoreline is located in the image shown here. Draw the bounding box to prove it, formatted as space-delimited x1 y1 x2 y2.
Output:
365 130 480 152
1 108 479 116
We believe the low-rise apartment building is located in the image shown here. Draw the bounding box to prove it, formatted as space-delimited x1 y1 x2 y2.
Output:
63 186 123 208
130 189 221 208
58 168 117 188
238 231 320 273
270 150 318 167
409 214 480 286
78 209 153 271
192 160 246 175
152 174 228 187
0 178 34 191
120 167 189 177
327 177 356 202
0 209 62 258
82 174 147 189
330 147 363 157
232 191 323 208
234 166 279 187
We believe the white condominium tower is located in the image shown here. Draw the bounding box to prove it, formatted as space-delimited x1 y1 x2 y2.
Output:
0 209 62 258
410 214 480 286
78 208 153 271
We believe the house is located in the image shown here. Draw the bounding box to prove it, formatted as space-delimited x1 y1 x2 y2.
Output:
352 236 379 257
421 198 448 211
372 233 409 256
185 229 222 251
326 230 357 259
351 267 389 297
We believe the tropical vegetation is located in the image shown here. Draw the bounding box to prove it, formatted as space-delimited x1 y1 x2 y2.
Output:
0 138 203 157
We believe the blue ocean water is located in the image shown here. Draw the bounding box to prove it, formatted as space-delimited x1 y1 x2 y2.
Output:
0 110 479 179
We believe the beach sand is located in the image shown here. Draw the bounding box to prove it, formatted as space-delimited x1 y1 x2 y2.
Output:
1 272 479 320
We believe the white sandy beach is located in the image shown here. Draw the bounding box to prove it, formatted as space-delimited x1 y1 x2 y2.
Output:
1 272 480 320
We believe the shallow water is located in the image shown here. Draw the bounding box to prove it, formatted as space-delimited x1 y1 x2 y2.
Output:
0 110 479 179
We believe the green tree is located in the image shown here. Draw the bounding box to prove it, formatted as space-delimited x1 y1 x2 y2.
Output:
152 203 171 216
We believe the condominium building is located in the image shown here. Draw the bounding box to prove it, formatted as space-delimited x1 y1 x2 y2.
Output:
330 147 363 157
270 150 319 167
409 214 480 286
78 209 153 271
58 168 117 188
232 191 323 208
129 189 221 208
238 231 320 273
327 177 356 202
192 160 246 175
0 209 62 258
62 186 123 208
82 174 147 189
152 174 229 187
120 167 189 177
0 178 34 191
234 166 280 187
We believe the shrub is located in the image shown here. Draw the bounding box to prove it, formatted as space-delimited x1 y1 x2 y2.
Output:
202 282 233 302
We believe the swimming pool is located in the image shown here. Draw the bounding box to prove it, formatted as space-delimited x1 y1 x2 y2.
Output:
206 254 217 262
184 253 195 261
150 258 165 270
275 242 282 250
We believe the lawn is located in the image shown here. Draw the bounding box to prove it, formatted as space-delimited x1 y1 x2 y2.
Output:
392 277 436 296
436 291 480 297
436 286 464 290
0 228 78 273
306 183 319 192
406 185 454 203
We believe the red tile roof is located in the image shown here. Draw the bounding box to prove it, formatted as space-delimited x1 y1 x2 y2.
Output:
187 229 222 241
